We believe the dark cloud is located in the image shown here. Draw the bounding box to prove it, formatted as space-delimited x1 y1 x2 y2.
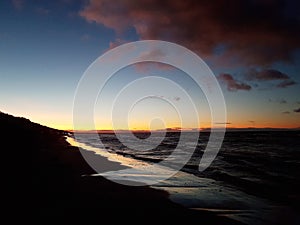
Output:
80 0 300 66
218 73 251 91
279 99 287 104
294 108 300 113
268 98 287 104
277 80 297 88
248 121 256 127
245 69 296 88
246 69 289 81
282 111 290 114
214 122 231 125
174 97 180 101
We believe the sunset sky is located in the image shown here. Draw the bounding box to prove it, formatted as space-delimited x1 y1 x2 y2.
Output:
1 0 300 130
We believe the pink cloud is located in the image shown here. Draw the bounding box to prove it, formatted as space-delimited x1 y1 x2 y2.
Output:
79 0 300 67
108 38 127 50
79 0 132 34
134 62 174 74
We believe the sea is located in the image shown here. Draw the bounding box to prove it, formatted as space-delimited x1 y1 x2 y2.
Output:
67 130 300 225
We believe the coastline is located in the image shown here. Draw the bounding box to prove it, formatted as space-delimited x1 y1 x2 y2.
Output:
67 131 300 225
67 135 291 225
0 112 242 224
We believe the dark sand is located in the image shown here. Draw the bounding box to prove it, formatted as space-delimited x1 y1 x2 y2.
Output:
1 112 243 225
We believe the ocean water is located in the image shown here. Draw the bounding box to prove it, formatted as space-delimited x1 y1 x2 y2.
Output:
68 131 300 225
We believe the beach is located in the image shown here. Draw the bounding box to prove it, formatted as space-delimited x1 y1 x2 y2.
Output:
2 111 299 224
1 112 243 225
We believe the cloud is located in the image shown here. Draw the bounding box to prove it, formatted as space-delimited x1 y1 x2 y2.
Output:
245 69 296 88
277 80 297 88
145 95 181 102
134 61 175 74
294 108 300 113
133 49 175 73
214 122 231 125
12 0 23 10
138 49 166 61
108 38 127 50
218 73 251 91
80 0 300 67
248 121 256 126
282 111 290 114
246 69 289 81
279 99 287 104
269 98 289 104
147 95 164 99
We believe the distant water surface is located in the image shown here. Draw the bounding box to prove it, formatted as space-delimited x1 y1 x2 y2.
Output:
68 131 300 225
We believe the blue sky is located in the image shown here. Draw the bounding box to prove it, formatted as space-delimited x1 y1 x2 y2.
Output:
1 0 300 130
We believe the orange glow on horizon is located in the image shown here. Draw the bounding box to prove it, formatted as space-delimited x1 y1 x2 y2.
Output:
40 117 300 131
2 109 299 131
62 122 300 132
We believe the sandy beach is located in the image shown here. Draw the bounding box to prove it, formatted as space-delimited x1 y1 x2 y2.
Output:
1 112 244 225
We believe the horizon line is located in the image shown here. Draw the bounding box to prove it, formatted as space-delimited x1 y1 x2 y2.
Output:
67 127 300 133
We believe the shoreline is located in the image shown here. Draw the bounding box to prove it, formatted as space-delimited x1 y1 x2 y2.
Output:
36 133 243 224
68 131 300 225
0 112 241 224
3 111 298 224
67 135 295 225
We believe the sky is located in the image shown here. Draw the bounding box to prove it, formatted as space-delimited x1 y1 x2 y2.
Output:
0 0 300 130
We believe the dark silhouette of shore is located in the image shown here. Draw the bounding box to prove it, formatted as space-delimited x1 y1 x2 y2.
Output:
0 111 243 225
